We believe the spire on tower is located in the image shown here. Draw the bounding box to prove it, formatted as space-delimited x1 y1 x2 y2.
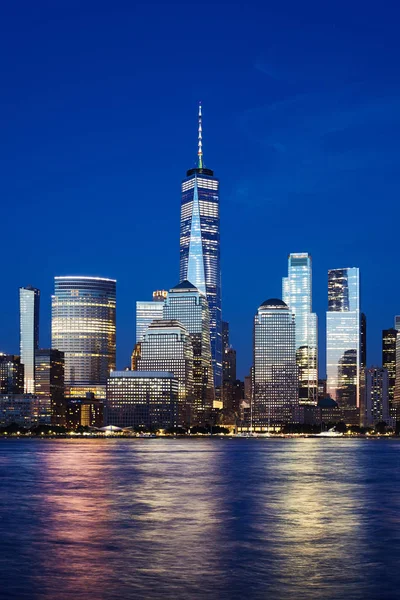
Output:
198 102 203 169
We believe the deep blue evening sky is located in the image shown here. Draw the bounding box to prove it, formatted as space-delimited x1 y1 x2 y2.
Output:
1 1 399 377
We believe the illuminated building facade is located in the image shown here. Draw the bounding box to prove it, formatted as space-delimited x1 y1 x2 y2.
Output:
136 320 193 410
283 253 318 405
0 354 24 394
163 280 214 421
253 299 298 427
51 276 116 399
19 286 40 393
34 349 65 426
382 328 397 417
135 290 167 343
326 268 361 409
362 367 389 427
0 394 50 427
106 371 179 430
179 104 222 390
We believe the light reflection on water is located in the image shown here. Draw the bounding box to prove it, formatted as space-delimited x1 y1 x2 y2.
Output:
1 438 400 599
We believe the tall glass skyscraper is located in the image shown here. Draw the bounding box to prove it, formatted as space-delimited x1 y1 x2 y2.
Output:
51 276 116 399
382 328 396 416
135 290 168 344
179 104 222 390
164 280 214 421
253 299 298 428
326 268 361 408
282 253 318 405
19 286 40 393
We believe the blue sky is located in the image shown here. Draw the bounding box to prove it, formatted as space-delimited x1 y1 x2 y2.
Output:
1 0 399 377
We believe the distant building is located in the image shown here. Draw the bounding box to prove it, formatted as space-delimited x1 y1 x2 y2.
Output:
253 299 298 428
317 397 342 426
393 317 400 420
136 320 194 423
35 349 65 427
283 253 318 405
223 347 236 384
0 354 24 394
0 394 50 427
222 321 230 353
318 379 327 400
163 280 214 421
362 367 389 427
52 276 116 399
180 104 222 389
19 286 40 393
105 371 179 430
382 328 397 417
135 290 168 343
326 268 361 413
66 394 104 429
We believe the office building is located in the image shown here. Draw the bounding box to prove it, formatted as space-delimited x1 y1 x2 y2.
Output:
223 347 236 384
66 394 104 429
136 319 194 420
0 394 50 428
362 367 389 427
136 290 168 343
0 354 24 394
283 253 318 405
52 276 116 399
35 349 65 426
222 321 230 353
163 280 214 420
382 328 397 417
253 299 298 428
19 286 40 393
326 268 361 410
106 371 179 430
180 104 222 389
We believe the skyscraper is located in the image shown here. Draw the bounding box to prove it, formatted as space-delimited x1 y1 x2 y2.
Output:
282 253 318 405
135 290 168 344
51 276 116 399
382 328 397 417
35 349 65 426
0 354 24 394
136 319 194 421
326 268 361 409
19 286 40 393
253 299 298 428
362 367 389 427
179 104 222 390
163 280 214 421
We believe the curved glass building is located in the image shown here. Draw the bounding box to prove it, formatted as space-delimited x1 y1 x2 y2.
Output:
51 276 116 398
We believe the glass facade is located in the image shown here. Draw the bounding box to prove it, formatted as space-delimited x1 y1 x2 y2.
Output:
326 268 361 408
35 349 65 427
136 298 165 344
363 367 389 426
136 319 194 423
282 253 318 405
253 299 298 427
106 371 179 430
19 286 40 394
51 276 116 398
180 106 222 390
164 281 214 421
0 354 24 394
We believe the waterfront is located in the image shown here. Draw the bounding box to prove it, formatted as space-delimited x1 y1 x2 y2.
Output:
1 438 400 599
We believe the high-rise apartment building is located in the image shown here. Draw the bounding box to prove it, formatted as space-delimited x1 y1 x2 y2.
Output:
253 299 298 428
51 276 116 399
135 290 168 343
35 349 65 426
106 371 179 430
0 354 24 394
136 319 193 419
382 328 397 417
180 104 222 389
19 286 40 393
163 280 214 421
282 253 318 405
326 268 361 409
362 367 389 427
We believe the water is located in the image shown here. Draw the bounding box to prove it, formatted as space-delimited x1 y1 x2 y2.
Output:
0 438 400 599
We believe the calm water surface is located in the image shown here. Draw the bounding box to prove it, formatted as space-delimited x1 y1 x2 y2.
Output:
0 438 400 599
